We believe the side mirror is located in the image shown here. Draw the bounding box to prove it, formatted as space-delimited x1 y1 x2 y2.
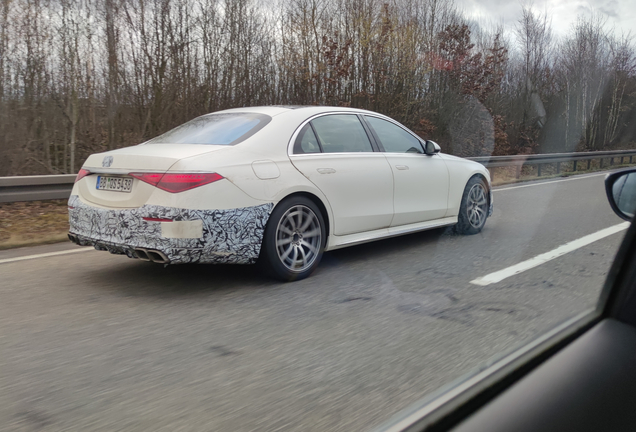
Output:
424 140 441 156
605 168 636 221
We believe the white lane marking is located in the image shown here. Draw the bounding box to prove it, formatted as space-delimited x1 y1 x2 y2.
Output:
470 222 630 286
0 248 93 265
493 172 608 192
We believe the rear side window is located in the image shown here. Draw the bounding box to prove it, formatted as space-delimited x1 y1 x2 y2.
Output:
365 116 423 153
310 115 374 153
144 113 271 145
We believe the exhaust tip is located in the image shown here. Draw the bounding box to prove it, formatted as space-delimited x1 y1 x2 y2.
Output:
135 248 151 261
147 250 169 264
133 248 169 264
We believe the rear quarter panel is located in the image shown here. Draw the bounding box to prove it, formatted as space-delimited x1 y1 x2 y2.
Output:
169 110 337 235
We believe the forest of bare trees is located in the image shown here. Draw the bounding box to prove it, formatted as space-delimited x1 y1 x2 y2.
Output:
0 0 634 175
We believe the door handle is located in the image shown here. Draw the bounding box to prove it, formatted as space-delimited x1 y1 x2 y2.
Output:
317 168 336 174
395 165 409 170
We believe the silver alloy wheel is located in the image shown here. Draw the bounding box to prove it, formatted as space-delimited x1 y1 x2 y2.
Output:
275 205 322 272
467 183 488 228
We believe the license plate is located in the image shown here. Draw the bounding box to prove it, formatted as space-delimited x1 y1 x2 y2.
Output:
96 176 133 193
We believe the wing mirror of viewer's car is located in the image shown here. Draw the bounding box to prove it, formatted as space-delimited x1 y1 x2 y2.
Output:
423 140 441 155
605 168 636 221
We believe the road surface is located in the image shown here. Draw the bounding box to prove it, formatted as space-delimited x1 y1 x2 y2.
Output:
0 172 627 432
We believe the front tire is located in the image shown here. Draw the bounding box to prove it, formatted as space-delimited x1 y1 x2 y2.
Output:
259 196 326 281
455 176 489 235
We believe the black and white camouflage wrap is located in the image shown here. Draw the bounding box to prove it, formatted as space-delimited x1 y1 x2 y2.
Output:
68 195 274 264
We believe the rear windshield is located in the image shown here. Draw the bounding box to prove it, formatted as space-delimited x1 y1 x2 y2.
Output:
144 113 271 145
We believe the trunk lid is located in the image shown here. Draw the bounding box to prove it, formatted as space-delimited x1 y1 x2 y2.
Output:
83 144 229 171
77 144 229 208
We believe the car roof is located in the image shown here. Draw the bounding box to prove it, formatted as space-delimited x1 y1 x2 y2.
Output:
216 105 383 118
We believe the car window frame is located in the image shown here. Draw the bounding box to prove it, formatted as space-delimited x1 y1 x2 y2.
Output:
289 111 383 156
292 122 324 154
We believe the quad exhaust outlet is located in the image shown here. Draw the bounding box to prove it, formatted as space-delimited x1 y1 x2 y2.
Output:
67 233 169 264
134 248 169 264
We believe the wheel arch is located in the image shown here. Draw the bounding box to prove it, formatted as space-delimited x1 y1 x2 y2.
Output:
468 172 491 205
271 191 331 238
454 173 491 234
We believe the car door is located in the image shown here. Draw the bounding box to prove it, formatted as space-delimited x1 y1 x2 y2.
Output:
289 113 394 236
363 115 450 226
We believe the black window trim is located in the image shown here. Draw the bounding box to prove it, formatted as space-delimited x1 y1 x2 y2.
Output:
356 113 383 152
310 122 324 153
293 123 323 155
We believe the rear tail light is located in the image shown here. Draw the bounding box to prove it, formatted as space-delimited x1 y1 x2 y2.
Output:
128 172 163 187
129 172 224 193
142 217 173 222
75 169 91 183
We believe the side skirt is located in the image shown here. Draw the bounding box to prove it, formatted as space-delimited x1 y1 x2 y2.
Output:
325 216 458 251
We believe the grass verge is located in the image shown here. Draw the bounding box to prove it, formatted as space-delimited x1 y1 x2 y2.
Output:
489 160 636 186
0 200 70 250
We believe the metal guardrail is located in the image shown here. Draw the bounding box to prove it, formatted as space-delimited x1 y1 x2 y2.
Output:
468 149 636 179
0 174 76 203
1 150 636 203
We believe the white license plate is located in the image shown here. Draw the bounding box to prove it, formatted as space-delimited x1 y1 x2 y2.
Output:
96 176 133 193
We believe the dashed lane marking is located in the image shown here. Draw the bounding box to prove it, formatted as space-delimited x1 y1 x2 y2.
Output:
470 222 630 286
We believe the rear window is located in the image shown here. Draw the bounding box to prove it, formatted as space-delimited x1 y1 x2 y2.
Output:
144 113 271 145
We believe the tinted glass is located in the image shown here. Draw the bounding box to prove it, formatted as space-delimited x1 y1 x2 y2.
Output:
293 124 321 154
310 115 373 153
365 116 423 153
144 113 271 145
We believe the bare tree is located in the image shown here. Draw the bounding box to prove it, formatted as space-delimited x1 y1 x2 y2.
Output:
0 0 635 175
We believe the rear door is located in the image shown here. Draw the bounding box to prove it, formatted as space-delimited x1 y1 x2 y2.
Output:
289 114 394 236
363 115 449 226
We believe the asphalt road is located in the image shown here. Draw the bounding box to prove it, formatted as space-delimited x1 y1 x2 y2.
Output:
0 172 628 432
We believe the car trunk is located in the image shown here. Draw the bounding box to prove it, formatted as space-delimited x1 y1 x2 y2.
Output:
77 144 228 208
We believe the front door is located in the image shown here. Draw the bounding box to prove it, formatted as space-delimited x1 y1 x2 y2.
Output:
363 115 450 226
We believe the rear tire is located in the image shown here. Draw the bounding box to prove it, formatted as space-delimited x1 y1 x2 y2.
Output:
259 196 326 281
455 176 489 235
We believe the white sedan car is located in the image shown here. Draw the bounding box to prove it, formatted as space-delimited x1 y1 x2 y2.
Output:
68 106 493 280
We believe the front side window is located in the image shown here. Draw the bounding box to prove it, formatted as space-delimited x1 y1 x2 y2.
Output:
310 114 374 153
365 116 423 153
144 113 271 145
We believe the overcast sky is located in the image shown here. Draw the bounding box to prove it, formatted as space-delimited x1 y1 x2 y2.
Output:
454 0 636 39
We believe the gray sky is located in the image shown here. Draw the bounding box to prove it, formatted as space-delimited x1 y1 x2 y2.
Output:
454 0 636 39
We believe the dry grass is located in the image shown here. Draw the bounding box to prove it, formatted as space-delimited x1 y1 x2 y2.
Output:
0 200 70 250
489 158 636 186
